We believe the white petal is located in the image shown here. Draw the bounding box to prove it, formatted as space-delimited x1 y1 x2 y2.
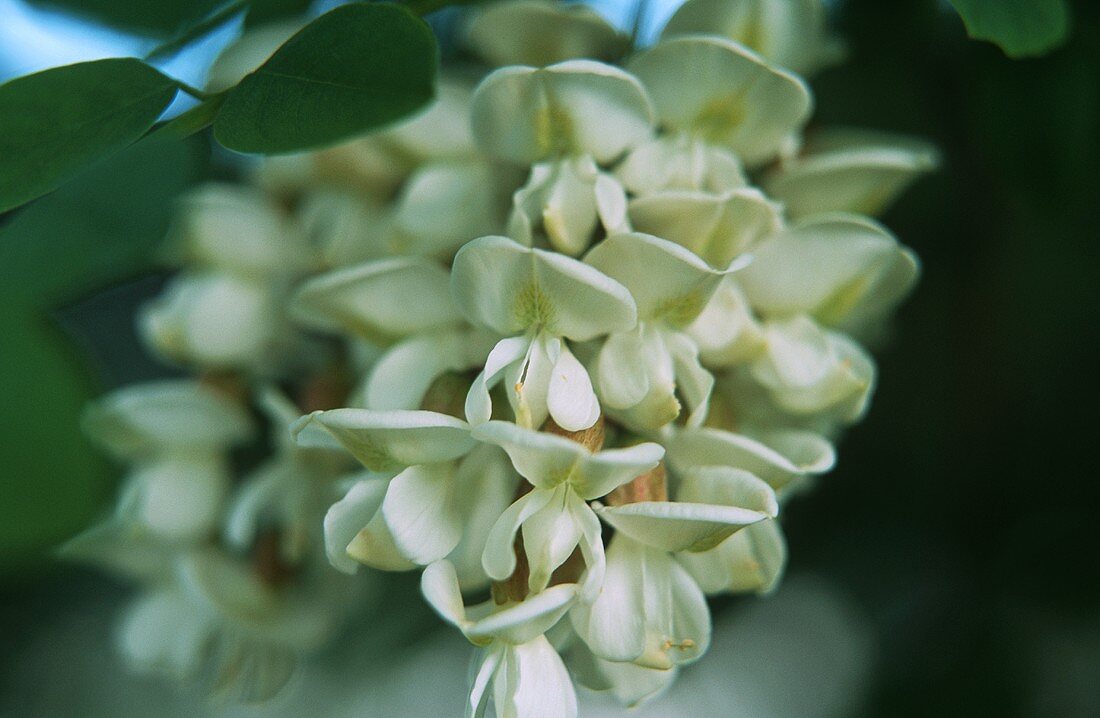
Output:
467 584 579 644
292 409 474 471
627 36 811 166
763 128 938 218
451 235 636 340
117 589 212 679
323 477 387 574
466 335 533 426
449 446 521 590
506 332 558 430
131 455 229 542
678 518 786 595
570 535 646 661
686 276 766 367
482 489 557 581
464 0 628 68
382 464 463 565
595 497 772 554
616 134 747 195
569 443 666 500
667 426 832 490
541 156 600 256
521 490 584 593
627 187 782 269
498 637 578 718
546 344 601 431
421 560 468 628
596 327 651 409
594 172 629 234
361 329 493 411
571 493 607 603
738 213 909 322
291 257 460 340
471 61 653 164
584 232 724 326
636 547 711 669
83 380 252 458
665 330 715 427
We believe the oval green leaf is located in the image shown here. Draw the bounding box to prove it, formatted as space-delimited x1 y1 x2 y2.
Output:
0 58 179 213
213 2 438 154
948 0 1070 58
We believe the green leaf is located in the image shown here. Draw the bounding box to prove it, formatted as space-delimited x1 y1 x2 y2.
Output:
948 0 1070 58
214 3 438 154
245 0 314 27
26 0 224 37
0 59 179 213
0 139 202 576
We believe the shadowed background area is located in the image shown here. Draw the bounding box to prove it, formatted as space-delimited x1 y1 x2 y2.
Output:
2 0 1098 716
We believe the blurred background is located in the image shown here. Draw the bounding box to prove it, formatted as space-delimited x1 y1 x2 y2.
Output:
2 0 1098 715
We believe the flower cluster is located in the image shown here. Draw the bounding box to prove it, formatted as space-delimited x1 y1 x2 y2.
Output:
67 0 935 713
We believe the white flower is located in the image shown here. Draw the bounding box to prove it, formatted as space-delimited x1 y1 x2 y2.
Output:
464 0 628 68
627 36 812 167
423 560 580 718
471 60 653 255
586 233 739 431
83 381 253 541
475 421 664 600
616 134 747 196
661 0 845 77
452 235 636 431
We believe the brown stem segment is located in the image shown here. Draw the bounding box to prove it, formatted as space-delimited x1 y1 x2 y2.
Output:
606 460 668 505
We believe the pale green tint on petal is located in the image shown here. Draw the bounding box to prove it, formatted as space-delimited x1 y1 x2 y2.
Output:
541 156 600 256
756 314 834 388
470 61 653 164
173 184 308 277
298 190 391 268
522 488 585 592
687 276 766 367
83 380 252 458
662 0 844 76
599 325 681 431
665 330 715 427
596 496 771 553
571 533 647 661
763 128 939 218
667 426 831 490
572 492 607 603
616 134 747 196
571 443 665 500
361 329 494 411
628 187 782 269
381 78 479 161
129 455 229 542
546 343 601 431
596 326 650 409
591 654 678 707
676 465 779 516
291 409 473 472
584 232 724 326
323 476 387 574
678 518 786 595
382 463 463 565
464 0 628 68
505 333 558 429
628 36 811 166
346 507 419 572
451 235 636 340
388 161 510 258
739 213 911 323
482 488 557 581
117 589 213 679
141 271 280 368
291 257 460 340
178 550 280 624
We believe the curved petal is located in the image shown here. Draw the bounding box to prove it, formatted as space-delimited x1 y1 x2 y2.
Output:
627 36 811 166
763 128 939 218
596 327 650 409
451 235 637 340
482 489 557 581
666 426 832 490
421 560 468 628
291 257 460 340
323 477 387 574
595 496 772 553
546 343 601 432
467 583 579 644
686 276 765 367
464 0 628 67
471 61 653 164
678 518 786 595
382 464 463 565
616 134 746 195
292 409 474 472
466 335 532 426
570 534 646 661
584 232 724 327
498 636 578 718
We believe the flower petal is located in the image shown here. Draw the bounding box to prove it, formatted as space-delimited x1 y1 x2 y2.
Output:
482 489 557 581
678 518 787 595
570 534 646 661
292 409 474 472
546 344 601 431
596 327 651 409
291 257 460 340
595 494 773 553
467 583 579 644
451 235 637 340
323 476 387 574
464 0 628 67
666 426 833 490
585 232 725 327
382 464 463 565
627 36 811 166
471 61 653 164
